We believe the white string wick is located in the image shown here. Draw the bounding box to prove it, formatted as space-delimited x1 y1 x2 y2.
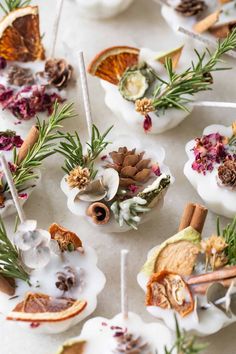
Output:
121 249 129 320
50 0 65 58
78 51 93 139
178 26 236 59
0 154 26 223
192 101 236 109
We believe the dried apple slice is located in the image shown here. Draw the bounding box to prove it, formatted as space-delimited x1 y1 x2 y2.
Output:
7 292 87 322
0 6 45 61
57 340 87 354
146 271 194 317
49 223 83 252
87 46 140 85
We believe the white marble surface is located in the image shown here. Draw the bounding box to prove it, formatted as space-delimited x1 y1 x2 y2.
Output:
1 0 236 353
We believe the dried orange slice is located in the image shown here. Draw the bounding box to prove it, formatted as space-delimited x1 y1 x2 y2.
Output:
7 292 87 322
87 46 140 85
58 340 87 354
0 6 45 61
49 223 83 252
146 271 194 317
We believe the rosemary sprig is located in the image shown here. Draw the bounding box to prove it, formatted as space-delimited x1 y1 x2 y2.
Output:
0 217 29 282
56 124 113 177
151 29 236 112
165 316 207 354
3 102 75 192
218 216 236 265
0 0 31 14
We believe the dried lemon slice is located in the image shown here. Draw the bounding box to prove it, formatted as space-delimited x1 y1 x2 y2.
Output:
0 6 45 61
87 46 140 85
7 292 87 322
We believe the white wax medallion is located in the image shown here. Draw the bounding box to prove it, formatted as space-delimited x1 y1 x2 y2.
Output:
184 123 236 218
0 157 106 334
0 102 74 218
159 0 236 41
137 203 236 336
60 52 173 233
60 129 173 233
0 1 75 137
87 33 236 134
76 0 134 19
56 250 205 354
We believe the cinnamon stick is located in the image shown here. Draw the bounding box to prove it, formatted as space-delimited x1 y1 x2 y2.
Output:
17 126 39 164
178 203 196 231
187 265 236 286
178 203 208 233
191 277 236 295
190 204 208 234
0 275 15 296
193 10 221 34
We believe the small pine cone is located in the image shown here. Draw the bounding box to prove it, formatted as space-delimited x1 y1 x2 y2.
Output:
135 98 154 116
175 0 207 17
67 166 90 189
113 333 148 353
44 58 73 89
218 160 236 188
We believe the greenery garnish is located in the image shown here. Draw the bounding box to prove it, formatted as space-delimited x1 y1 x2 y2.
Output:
165 316 207 354
0 0 31 14
217 216 236 265
151 29 236 112
56 124 113 178
3 102 75 192
0 217 29 282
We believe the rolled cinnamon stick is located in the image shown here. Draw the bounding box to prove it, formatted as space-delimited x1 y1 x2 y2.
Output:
178 203 196 231
17 125 39 164
0 275 15 296
190 204 208 234
187 265 236 286
191 277 236 295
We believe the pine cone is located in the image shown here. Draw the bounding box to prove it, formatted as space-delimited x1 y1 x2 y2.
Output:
106 147 151 187
56 266 77 292
175 0 207 17
113 333 148 354
218 160 236 187
44 58 73 89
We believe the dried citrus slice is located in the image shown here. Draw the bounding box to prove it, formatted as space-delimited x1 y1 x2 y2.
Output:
0 6 45 61
156 45 184 70
146 271 194 317
7 292 87 322
87 46 140 85
49 223 83 252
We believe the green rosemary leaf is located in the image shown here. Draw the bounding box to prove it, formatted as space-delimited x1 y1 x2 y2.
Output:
4 102 75 192
0 0 31 14
0 217 29 282
221 216 236 265
57 124 112 177
151 29 236 112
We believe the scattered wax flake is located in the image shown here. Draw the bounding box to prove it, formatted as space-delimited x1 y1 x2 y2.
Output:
143 114 152 132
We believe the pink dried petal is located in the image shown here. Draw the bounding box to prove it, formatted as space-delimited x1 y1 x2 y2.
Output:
152 163 161 176
143 114 152 132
